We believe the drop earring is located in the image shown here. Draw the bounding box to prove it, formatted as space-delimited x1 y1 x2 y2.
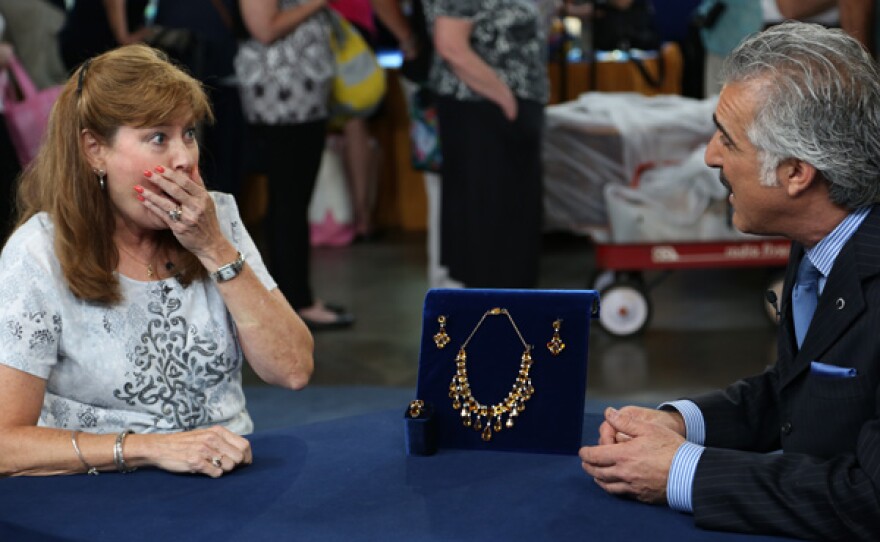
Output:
95 169 106 190
433 315 450 349
547 319 565 356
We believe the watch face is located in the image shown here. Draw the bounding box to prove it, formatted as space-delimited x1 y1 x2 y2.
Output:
218 267 237 281
213 253 244 282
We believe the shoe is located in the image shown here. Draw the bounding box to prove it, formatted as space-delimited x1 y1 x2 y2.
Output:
300 303 355 331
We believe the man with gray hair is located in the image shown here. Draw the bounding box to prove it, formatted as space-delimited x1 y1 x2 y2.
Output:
580 21 880 540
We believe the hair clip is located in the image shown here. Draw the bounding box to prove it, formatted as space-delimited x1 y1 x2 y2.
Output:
77 58 92 96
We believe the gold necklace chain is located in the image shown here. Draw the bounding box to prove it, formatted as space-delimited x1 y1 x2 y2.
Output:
449 307 534 442
117 243 157 279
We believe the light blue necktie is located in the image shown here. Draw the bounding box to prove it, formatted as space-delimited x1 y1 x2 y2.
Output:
792 257 821 348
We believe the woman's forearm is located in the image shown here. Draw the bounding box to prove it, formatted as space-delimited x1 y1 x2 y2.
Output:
433 16 517 119
370 0 414 49
240 0 328 44
0 426 120 476
200 243 314 389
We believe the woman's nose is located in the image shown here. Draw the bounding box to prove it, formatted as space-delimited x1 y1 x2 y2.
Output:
169 137 197 175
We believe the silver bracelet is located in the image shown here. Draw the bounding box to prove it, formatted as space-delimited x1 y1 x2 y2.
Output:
70 430 99 476
113 429 137 473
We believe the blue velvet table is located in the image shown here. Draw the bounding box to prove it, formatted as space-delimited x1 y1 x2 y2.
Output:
0 411 801 542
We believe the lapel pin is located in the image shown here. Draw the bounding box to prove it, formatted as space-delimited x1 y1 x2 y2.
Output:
836 298 845 310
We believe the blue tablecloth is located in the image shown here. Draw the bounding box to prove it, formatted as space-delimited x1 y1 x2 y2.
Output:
0 411 800 541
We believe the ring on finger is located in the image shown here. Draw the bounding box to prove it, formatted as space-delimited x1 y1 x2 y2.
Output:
168 207 182 222
211 456 222 468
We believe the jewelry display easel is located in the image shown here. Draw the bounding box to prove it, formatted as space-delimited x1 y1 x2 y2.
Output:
409 288 599 456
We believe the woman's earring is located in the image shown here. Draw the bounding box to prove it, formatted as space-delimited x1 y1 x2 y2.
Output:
433 315 450 349
95 169 106 191
547 319 565 356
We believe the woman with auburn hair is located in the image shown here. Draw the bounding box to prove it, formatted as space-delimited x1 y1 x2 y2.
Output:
0 44 313 477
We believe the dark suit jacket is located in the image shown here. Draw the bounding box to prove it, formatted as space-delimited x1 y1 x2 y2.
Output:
690 207 880 541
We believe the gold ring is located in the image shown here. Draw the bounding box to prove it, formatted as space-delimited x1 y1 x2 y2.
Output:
211 456 222 468
408 400 424 418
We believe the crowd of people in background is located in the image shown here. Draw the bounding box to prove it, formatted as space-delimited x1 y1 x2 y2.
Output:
1 1 877 301
0 0 419 330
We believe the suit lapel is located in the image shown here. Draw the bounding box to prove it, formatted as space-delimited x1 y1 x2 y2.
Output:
778 244 801 362
779 207 880 389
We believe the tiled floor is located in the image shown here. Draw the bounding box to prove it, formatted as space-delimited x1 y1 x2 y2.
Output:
243 231 782 427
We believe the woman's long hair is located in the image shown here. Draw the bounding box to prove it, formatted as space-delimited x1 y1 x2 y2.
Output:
14 44 214 304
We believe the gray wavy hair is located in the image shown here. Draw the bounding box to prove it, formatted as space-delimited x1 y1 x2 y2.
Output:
721 21 880 209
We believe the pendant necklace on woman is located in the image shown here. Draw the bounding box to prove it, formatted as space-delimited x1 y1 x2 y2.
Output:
118 243 158 279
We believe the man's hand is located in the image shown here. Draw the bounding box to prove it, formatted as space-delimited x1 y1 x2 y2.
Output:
580 407 685 504
597 405 685 445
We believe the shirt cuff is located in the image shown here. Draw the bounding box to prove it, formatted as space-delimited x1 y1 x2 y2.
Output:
659 399 706 445
667 441 705 513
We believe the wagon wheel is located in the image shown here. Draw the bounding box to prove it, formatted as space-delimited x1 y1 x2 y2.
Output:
598 277 652 337
763 271 785 325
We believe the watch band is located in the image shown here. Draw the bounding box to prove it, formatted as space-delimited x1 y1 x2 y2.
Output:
211 251 246 283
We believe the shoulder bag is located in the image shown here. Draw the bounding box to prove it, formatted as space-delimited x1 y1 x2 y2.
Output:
326 9 386 121
591 0 664 89
2 54 63 167
399 0 433 84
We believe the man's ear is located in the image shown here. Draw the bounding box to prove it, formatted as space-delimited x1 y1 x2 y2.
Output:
80 129 105 171
779 158 818 197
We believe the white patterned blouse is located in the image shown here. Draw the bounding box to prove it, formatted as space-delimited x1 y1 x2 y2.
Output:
0 193 274 435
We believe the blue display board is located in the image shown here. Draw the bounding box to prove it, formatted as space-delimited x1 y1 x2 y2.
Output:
415 288 599 455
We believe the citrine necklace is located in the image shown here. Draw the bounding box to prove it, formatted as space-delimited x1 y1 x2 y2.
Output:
449 308 535 442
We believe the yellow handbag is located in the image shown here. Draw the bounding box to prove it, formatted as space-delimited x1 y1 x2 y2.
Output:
326 9 386 123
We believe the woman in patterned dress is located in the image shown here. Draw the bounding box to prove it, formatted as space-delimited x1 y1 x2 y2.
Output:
236 0 355 330
424 0 551 288
0 44 314 477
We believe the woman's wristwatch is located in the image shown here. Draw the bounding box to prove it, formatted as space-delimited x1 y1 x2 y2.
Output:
211 251 246 282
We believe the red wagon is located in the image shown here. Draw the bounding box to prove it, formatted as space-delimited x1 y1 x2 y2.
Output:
592 238 791 336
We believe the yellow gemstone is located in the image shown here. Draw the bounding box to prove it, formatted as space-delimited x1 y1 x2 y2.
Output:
506 417 514 428
452 399 461 409
482 426 492 441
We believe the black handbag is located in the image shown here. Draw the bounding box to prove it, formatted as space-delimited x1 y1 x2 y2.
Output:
592 0 661 52
399 0 433 84
145 0 241 81
591 0 664 89
147 27 209 80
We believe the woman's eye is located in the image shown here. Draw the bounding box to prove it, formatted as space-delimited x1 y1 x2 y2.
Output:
184 127 197 141
149 132 167 145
